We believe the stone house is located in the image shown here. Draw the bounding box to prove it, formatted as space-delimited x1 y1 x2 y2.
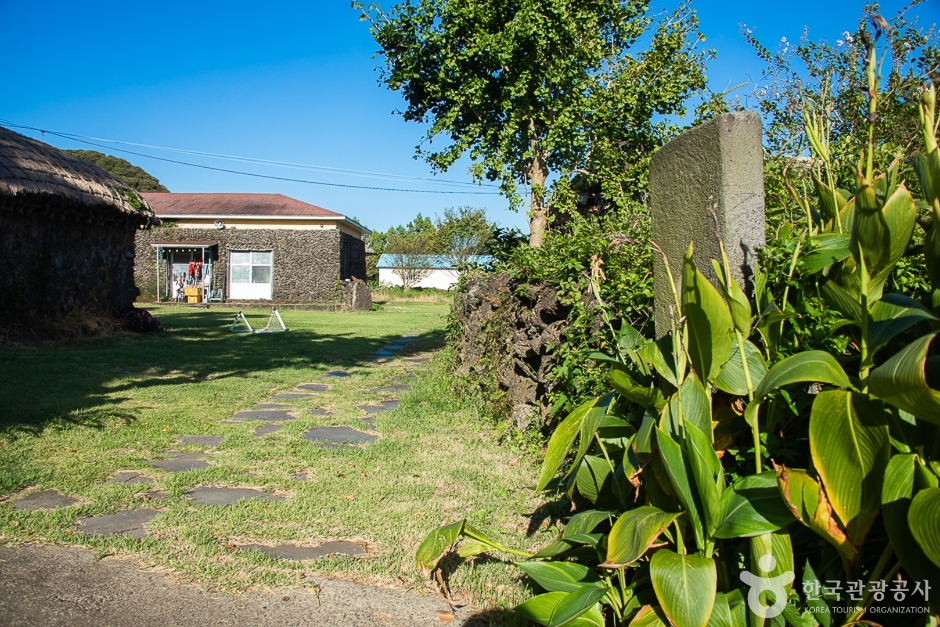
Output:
0 126 156 326
134 193 369 303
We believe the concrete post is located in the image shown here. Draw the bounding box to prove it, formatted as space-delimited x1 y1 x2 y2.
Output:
650 111 766 337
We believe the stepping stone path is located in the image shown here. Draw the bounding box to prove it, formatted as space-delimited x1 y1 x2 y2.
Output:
291 472 309 482
270 392 312 400
253 423 281 437
296 383 329 392
254 403 290 409
304 426 377 446
177 436 224 447
239 541 366 560
77 509 159 539
149 452 211 472
185 487 284 506
367 384 411 394
385 344 406 350
11 489 78 511
404 357 430 364
373 350 394 357
231 410 294 421
359 400 399 414
309 408 332 416
107 471 153 485
321 370 350 378
361 418 376 431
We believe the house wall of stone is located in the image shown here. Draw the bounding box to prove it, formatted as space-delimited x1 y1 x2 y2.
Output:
135 226 366 302
0 202 139 323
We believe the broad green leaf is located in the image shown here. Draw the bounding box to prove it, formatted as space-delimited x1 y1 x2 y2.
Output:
609 370 666 412
813 175 848 224
715 340 768 397
548 584 609 627
749 529 794 594
819 277 862 322
538 397 598 492
801 233 851 274
801 561 831 627
869 293 938 352
870 331 940 423
641 333 682 387
706 593 733 627
533 538 578 559
571 395 615 480
684 422 723 537
810 390 889 546
516 592 605 627
564 510 612 538
682 243 734 383
657 428 705 551
665 375 712 439
753 351 852 399
710 258 752 335
629 606 670 627
415 520 464 570
634 410 657 461
517 561 601 594
650 549 717 627
852 183 917 289
714 471 795 539
909 487 940 569
603 506 680 567
882 454 940 614
457 540 492 558
775 466 856 563
725 589 748 627
576 455 614 505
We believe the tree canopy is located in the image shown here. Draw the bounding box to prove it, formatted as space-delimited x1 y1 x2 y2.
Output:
65 149 169 193
358 0 709 245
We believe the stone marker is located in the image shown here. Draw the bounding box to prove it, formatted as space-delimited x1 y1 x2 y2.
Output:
270 393 313 400
77 509 159 539
254 423 281 437
650 111 766 337
254 403 290 409
232 410 295 421
106 471 153 485
239 541 366 560
309 408 332 416
176 436 224 447
321 370 350 378
367 384 411 394
304 426 377 446
185 487 284 506
11 489 79 510
296 383 329 392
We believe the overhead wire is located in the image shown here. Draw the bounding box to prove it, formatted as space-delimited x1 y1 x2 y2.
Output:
0 120 504 196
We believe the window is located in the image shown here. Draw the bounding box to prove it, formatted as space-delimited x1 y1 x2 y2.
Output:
229 250 273 300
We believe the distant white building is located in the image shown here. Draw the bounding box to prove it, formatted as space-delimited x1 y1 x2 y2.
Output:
376 254 494 290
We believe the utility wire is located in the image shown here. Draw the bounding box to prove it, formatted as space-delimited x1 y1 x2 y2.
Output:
1 121 503 195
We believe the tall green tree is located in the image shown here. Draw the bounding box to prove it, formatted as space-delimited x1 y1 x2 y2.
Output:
435 206 495 267
357 0 709 246
65 150 169 193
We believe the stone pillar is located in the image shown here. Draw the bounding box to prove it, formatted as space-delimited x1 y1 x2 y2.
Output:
650 111 766 337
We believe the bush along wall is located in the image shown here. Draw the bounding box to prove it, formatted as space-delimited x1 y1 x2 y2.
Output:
449 209 654 436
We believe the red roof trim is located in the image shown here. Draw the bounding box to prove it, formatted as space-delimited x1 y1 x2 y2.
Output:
141 193 344 218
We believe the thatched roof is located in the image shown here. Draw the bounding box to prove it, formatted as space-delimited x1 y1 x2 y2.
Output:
0 126 156 223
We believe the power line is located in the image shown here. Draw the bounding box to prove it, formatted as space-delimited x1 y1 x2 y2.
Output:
1 121 504 196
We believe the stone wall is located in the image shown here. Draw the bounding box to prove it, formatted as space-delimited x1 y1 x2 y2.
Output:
0 202 139 323
135 226 366 303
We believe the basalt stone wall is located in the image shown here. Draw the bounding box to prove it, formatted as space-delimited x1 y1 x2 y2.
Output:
340 231 367 280
135 227 366 303
0 201 139 324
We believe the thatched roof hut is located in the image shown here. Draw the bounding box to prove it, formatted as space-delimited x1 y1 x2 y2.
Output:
0 126 157 329
0 126 156 223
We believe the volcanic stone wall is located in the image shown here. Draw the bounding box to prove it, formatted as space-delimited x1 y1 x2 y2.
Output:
0 201 139 323
135 226 366 302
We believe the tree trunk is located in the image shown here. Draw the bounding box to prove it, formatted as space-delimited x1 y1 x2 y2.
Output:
528 122 549 247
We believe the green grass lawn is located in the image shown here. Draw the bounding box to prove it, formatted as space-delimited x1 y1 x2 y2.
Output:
0 302 551 612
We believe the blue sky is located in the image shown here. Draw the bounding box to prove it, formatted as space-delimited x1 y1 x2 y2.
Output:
1 0 935 234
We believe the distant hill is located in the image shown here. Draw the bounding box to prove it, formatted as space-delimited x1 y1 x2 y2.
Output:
65 149 169 193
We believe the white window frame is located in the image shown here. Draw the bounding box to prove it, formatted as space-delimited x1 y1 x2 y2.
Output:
229 249 274 300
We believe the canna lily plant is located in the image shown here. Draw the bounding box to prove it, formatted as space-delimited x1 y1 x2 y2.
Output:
416 42 940 627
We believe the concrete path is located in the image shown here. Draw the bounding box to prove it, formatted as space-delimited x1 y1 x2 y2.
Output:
0 545 474 627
